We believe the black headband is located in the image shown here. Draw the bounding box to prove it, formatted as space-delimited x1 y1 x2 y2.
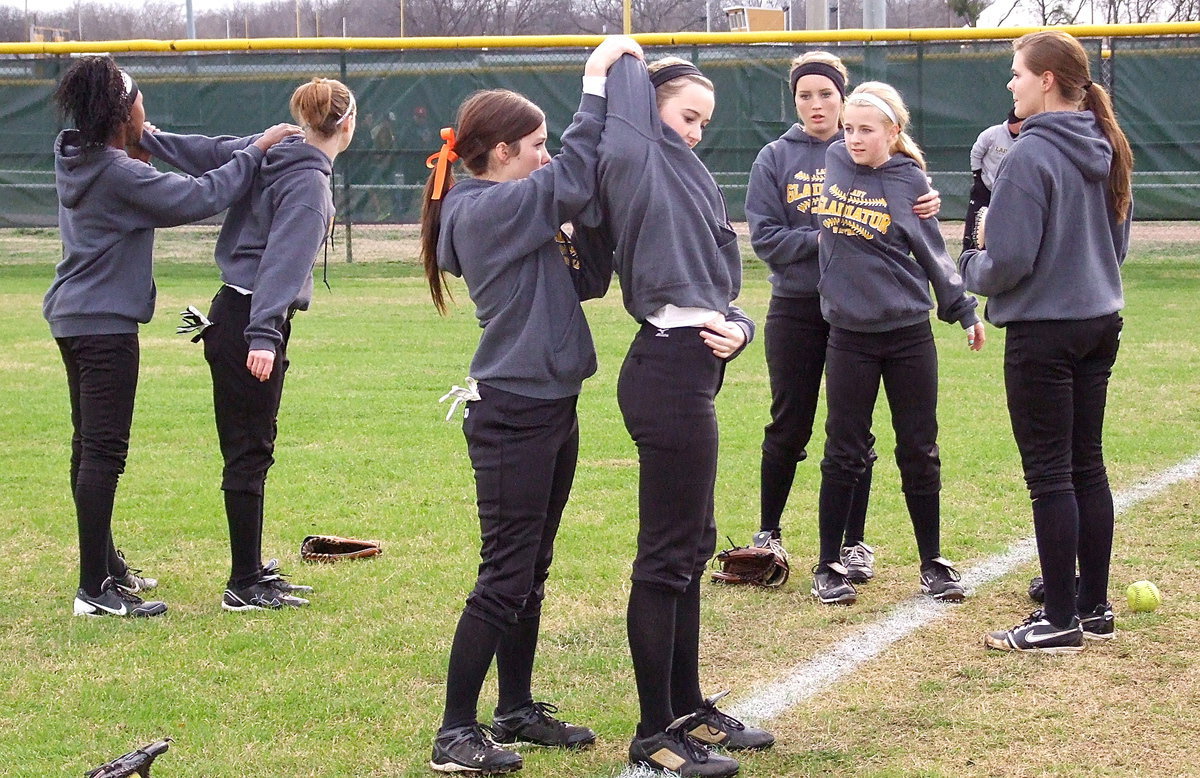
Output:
789 62 846 99
649 62 704 88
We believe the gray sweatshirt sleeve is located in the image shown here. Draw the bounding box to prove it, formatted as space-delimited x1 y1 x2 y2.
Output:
138 130 259 176
604 55 660 140
460 93 606 263
112 146 266 229
746 152 819 268
903 206 979 328
725 303 756 360
969 127 989 172
245 172 329 353
959 174 1046 297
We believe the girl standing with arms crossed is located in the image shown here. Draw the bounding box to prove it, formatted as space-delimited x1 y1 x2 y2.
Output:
812 83 985 606
47 55 294 617
138 78 356 612
745 52 941 583
419 37 640 774
964 31 1132 653
582 54 773 777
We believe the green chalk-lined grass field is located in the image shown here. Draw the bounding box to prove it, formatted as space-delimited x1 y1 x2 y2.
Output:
1 225 1197 777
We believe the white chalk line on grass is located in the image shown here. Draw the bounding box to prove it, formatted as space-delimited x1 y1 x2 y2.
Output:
614 453 1200 776
727 452 1200 725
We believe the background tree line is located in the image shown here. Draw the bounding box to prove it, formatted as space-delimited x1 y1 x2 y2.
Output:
0 0 1194 43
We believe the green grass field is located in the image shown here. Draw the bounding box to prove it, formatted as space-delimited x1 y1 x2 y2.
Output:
2 225 1198 777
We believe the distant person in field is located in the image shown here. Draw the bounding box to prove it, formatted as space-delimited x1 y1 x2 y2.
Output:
963 107 1023 251
811 82 985 607
962 30 1133 654
744 50 942 587
575 54 773 778
418 36 639 775
136 77 356 612
46 55 295 619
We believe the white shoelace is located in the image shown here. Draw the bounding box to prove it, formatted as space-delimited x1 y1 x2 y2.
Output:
439 377 480 420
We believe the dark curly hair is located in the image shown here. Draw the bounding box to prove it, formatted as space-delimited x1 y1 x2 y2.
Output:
54 55 133 150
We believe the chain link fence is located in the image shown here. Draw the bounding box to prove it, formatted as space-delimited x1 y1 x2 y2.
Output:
2 36 1197 231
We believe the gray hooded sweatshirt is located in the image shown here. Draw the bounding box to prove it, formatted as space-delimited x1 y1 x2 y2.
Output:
437 93 612 401
817 141 979 333
136 131 333 352
745 125 840 298
580 55 752 343
44 129 264 338
959 110 1129 327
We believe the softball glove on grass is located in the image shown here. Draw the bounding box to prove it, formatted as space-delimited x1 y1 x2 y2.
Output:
300 535 382 563
711 538 789 588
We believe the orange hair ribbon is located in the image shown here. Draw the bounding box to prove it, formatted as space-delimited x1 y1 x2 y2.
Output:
425 127 459 201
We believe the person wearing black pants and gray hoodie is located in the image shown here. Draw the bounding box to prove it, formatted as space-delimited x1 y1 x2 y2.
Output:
419 37 640 774
578 54 772 778
966 30 1133 654
137 77 356 611
745 50 941 584
812 82 985 608
47 55 295 618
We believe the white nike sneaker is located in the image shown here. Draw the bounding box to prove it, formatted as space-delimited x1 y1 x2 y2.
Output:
984 610 1084 654
74 577 168 617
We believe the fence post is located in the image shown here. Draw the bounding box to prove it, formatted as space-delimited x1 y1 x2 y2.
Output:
340 51 354 263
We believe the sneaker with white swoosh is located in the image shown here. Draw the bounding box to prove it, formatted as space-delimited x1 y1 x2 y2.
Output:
984 610 1084 654
74 577 168 618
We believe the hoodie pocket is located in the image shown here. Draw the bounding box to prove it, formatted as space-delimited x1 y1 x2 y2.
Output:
818 253 925 328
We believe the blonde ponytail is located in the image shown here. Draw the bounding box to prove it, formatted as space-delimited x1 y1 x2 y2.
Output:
289 77 354 138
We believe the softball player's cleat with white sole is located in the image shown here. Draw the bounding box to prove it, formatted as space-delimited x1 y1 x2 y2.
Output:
221 580 309 611
839 542 875 583
490 701 595 749
811 562 857 605
1080 602 1116 641
430 723 522 774
74 577 167 618
919 557 966 602
984 610 1085 654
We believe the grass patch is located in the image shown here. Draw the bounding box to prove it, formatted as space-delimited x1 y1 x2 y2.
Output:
1 227 1197 777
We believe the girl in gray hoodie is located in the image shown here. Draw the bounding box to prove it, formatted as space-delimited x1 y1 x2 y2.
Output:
744 50 941 586
136 79 356 613
968 30 1133 655
418 37 639 775
47 55 295 619
813 82 984 608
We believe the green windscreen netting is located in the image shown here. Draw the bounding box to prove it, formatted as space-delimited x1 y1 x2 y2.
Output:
2 36 1196 227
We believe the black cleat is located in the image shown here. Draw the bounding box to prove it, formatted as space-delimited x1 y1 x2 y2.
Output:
629 715 739 777
686 691 774 751
111 549 157 594
491 701 595 749
984 610 1084 654
430 723 522 774
811 562 857 605
839 542 875 583
1080 602 1116 641
222 580 309 611
261 558 314 593
74 577 167 618
920 557 966 602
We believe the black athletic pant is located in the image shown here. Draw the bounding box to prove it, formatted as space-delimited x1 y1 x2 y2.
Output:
619 324 723 735
1004 313 1122 628
203 287 291 588
57 333 139 595
760 295 874 545
819 322 943 566
441 383 579 731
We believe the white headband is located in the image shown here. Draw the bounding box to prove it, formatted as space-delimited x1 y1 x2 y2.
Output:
336 91 356 125
848 92 899 126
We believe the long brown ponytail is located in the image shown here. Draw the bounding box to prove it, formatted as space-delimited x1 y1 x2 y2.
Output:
419 89 544 314
1014 30 1133 222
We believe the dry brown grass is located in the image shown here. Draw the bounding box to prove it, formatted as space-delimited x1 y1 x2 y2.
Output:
688 477 1200 778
